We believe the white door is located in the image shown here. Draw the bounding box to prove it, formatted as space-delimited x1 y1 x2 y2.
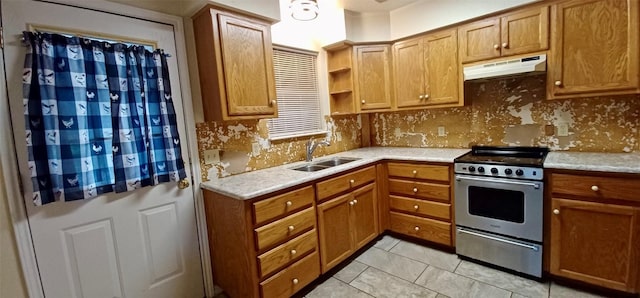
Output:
2 1 204 297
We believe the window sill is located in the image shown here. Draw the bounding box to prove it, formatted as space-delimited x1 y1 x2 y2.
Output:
269 130 328 141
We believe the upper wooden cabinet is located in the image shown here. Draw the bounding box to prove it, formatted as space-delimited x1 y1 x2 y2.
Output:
393 28 461 109
193 5 277 121
458 6 549 63
548 0 639 99
355 45 393 112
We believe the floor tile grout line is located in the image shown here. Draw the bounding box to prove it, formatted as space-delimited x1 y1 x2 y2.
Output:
453 263 550 298
346 263 370 285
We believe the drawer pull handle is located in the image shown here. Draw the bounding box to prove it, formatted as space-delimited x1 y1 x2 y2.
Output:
413 205 419 210
414 226 420 231
349 201 355 206
290 249 297 255
288 225 295 232
286 201 292 207
412 170 417 175
413 187 418 193
591 185 599 192
553 209 560 215
292 278 299 285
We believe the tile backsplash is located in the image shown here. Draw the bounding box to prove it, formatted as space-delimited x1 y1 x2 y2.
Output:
196 115 362 181
370 75 640 152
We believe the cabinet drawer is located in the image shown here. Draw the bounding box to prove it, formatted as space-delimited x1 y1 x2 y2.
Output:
388 179 450 202
390 212 451 246
387 163 450 182
257 229 318 279
260 251 320 298
389 195 451 220
253 186 315 225
551 173 640 203
255 207 316 251
316 166 376 201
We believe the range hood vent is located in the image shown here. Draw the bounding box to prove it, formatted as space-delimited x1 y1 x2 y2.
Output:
463 54 546 81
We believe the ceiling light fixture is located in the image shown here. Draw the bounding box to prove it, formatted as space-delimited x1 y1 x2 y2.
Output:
290 0 319 21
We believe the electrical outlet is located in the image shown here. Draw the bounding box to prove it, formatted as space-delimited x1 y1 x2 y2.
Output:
203 149 220 164
437 126 446 137
252 142 261 157
336 132 342 142
557 123 569 137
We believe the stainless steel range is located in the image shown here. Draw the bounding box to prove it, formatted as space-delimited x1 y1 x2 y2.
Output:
454 146 549 277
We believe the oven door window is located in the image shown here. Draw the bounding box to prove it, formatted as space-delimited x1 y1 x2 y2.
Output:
468 186 525 223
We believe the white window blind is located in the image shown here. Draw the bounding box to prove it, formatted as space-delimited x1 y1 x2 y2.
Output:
268 47 323 139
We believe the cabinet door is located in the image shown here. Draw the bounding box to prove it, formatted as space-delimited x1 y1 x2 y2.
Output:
392 38 426 108
500 6 549 56
316 193 353 273
424 29 460 106
550 198 640 292
218 14 277 117
458 17 501 63
549 0 639 98
355 45 393 111
352 183 379 250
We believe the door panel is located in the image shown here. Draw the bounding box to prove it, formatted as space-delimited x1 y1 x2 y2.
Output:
316 193 352 273
392 38 425 108
355 45 392 111
458 18 501 63
424 29 459 106
2 1 203 297
352 183 378 249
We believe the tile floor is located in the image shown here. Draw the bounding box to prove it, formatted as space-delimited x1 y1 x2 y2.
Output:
300 235 612 298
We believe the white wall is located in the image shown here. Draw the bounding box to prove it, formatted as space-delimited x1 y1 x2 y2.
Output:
207 0 281 21
389 0 540 39
345 10 391 42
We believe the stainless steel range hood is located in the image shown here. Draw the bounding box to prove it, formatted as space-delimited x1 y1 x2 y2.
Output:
463 54 546 81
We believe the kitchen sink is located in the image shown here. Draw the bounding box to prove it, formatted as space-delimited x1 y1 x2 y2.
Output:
313 157 361 167
291 157 361 172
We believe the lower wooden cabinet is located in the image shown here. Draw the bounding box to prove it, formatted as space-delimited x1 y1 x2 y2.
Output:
317 182 379 273
550 171 640 294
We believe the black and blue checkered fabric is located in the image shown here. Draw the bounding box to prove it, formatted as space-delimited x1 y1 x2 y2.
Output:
22 32 186 206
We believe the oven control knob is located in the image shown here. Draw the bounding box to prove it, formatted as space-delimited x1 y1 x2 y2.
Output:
515 169 524 176
468 166 476 172
504 168 513 175
478 167 485 173
490 168 498 174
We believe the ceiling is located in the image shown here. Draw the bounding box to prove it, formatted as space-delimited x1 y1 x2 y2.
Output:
107 0 421 17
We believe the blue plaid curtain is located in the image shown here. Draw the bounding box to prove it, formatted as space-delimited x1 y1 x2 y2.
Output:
23 32 186 206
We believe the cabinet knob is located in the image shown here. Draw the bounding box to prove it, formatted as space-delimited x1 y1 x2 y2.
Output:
553 209 560 215
288 225 295 232
361 100 366 104
286 201 292 207
290 249 297 255
591 185 599 192
414 226 420 231
292 278 299 285
413 205 419 210
419 95 424 99
269 99 277 106
554 80 562 86
413 187 418 193
350 179 355 184
353 199 358 204
424 94 429 99
412 170 417 175
349 201 355 206
493 44 500 50
502 42 509 48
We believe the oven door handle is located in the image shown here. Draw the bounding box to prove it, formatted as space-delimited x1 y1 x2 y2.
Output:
455 176 540 189
457 228 539 251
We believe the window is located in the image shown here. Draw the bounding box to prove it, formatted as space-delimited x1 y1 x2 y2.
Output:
268 47 324 140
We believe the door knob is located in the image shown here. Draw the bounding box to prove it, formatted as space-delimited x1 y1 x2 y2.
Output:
413 205 419 210
349 201 355 206
286 201 293 207
413 187 418 193
288 225 295 231
292 278 299 285
290 249 297 255
591 185 599 192
269 99 277 106
493 44 500 50
178 179 190 189
502 42 508 48
361 100 366 104
419 95 424 99
553 209 560 215
414 226 420 231
554 80 562 86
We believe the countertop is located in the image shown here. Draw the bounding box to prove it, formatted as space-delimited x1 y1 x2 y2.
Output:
544 151 640 174
200 147 470 200
200 147 640 200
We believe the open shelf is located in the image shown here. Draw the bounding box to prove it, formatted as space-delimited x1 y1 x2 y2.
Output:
330 89 353 95
328 67 351 74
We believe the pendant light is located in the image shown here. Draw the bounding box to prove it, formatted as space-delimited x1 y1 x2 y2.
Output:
290 0 319 21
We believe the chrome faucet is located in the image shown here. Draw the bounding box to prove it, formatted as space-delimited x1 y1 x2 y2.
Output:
306 138 330 162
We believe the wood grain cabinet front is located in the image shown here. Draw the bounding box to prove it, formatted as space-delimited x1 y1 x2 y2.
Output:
386 162 454 247
548 0 639 99
192 5 277 121
393 28 461 109
549 170 640 294
458 5 549 63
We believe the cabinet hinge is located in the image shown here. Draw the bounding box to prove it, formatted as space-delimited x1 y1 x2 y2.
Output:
0 27 4 49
